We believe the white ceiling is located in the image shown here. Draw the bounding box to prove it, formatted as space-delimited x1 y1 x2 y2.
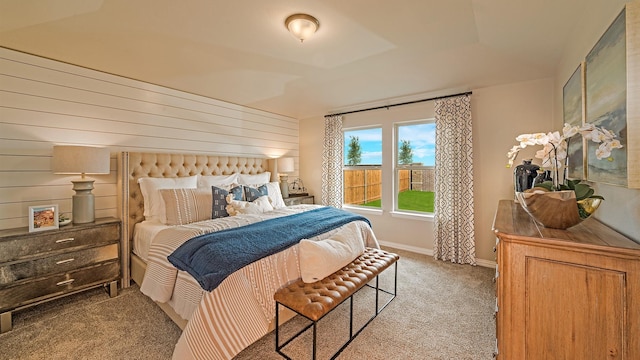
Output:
0 0 593 119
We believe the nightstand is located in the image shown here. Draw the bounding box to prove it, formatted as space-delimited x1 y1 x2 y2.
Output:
283 194 314 206
0 217 121 333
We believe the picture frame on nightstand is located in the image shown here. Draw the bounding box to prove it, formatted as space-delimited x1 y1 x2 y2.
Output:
28 204 59 232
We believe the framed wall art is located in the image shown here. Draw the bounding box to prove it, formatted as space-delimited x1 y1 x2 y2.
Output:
563 62 585 180
29 204 59 232
585 3 640 188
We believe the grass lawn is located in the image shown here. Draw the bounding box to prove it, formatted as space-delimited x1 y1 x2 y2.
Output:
362 190 434 213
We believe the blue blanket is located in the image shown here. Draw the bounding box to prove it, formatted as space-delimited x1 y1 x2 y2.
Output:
168 207 370 291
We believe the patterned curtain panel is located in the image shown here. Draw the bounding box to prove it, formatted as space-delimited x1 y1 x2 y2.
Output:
321 115 343 208
433 95 476 265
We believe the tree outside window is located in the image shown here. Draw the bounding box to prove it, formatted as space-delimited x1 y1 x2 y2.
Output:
347 136 362 166
399 140 413 165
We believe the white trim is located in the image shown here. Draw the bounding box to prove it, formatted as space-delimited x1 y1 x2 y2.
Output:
342 205 383 216
378 240 433 256
378 239 496 268
390 211 434 221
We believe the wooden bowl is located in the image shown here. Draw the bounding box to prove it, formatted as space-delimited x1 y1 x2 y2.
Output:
515 190 593 229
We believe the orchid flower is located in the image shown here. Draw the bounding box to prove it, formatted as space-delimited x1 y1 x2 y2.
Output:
506 123 623 189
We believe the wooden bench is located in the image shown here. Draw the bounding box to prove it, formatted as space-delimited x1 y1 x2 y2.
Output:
274 247 399 360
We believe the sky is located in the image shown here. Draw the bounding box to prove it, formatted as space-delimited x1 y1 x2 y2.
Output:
344 123 436 166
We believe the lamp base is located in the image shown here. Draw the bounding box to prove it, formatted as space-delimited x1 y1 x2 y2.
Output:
71 179 95 224
279 174 290 198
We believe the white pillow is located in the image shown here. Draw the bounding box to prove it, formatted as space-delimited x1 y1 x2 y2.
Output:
138 176 198 223
265 182 286 209
244 182 286 209
299 222 366 283
226 195 274 216
197 174 239 188
238 172 271 185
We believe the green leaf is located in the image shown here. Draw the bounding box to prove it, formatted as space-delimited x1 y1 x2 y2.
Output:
534 182 554 191
574 183 593 201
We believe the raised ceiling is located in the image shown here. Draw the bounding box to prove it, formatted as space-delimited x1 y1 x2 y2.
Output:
0 0 605 119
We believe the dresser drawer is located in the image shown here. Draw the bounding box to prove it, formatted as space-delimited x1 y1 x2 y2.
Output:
0 243 118 286
0 223 120 263
0 261 120 312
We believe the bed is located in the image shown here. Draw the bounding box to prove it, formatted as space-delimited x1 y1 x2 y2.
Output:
116 152 379 360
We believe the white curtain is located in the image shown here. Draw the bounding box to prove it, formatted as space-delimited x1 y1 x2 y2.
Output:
322 115 343 208
433 95 476 265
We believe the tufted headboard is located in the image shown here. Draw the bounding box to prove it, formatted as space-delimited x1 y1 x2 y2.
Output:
117 151 270 286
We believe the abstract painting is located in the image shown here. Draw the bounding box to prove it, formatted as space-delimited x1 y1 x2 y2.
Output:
585 8 627 186
563 63 585 180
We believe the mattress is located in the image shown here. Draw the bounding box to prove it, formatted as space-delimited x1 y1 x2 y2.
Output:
132 221 171 262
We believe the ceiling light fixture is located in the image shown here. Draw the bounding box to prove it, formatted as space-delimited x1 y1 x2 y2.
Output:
285 13 319 43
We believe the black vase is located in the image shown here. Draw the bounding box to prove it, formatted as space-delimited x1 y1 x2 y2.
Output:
513 160 540 193
533 170 553 187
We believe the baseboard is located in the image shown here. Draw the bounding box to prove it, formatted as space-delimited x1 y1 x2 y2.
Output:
378 240 496 269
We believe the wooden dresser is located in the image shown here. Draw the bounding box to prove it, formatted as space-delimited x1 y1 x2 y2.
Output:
493 200 640 360
0 217 121 333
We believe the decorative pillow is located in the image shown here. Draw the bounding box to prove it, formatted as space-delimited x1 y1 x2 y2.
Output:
298 222 366 283
212 185 243 219
238 172 271 185
264 182 286 209
244 184 268 202
197 174 239 188
244 182 286 209
226 195 274 216
138 176 198 223
160 188 212 225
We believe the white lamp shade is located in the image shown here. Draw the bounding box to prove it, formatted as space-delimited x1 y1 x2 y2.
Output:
278 157 294 173
52 145 111 174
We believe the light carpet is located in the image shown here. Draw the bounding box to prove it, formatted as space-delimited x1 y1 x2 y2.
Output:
1 248 495 359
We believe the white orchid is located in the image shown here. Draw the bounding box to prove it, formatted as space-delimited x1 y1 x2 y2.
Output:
507 123 623 188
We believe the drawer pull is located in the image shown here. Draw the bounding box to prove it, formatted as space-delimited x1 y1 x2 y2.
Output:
56 258 75 265
55 237 75 244
56 279 75 286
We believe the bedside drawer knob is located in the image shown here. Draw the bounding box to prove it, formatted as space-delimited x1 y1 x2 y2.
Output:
56 279 75 286
55 237 75 244
56 258 75 265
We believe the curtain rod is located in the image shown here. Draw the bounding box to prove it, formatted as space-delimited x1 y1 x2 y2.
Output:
324 91 472 118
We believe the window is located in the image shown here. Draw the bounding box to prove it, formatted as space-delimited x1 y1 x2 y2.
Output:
395 121 435 214
343 127 382 208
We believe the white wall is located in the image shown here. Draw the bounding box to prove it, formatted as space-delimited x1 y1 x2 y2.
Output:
554 0 640 241
0 47 299 230
300 78 555 265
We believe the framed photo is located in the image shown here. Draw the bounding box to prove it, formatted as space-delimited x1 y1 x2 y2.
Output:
29 204 59 232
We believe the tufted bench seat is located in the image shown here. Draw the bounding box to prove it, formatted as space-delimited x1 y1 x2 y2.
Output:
274 247 399 359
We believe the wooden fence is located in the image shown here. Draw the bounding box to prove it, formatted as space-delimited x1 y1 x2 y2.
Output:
343 167 435 205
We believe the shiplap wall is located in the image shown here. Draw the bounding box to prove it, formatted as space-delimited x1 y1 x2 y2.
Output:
0 47 299 230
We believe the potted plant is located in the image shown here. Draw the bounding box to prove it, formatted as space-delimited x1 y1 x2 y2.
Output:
507 123 623 229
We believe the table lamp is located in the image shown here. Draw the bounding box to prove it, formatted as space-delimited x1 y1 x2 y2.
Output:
52 145 110 224
278 157 294 198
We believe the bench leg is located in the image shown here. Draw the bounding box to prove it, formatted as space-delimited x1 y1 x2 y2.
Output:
275 302 280 353
312 322 317 360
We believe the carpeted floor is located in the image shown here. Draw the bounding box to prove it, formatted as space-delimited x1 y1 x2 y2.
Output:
1 248 496 359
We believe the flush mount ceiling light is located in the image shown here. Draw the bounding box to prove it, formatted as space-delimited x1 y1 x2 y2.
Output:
285 13 320 43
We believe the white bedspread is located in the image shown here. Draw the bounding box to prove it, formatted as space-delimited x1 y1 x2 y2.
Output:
139 205 379 360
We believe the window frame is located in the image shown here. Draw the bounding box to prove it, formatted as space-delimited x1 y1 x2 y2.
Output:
393 120 436 215
342 126 383 209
